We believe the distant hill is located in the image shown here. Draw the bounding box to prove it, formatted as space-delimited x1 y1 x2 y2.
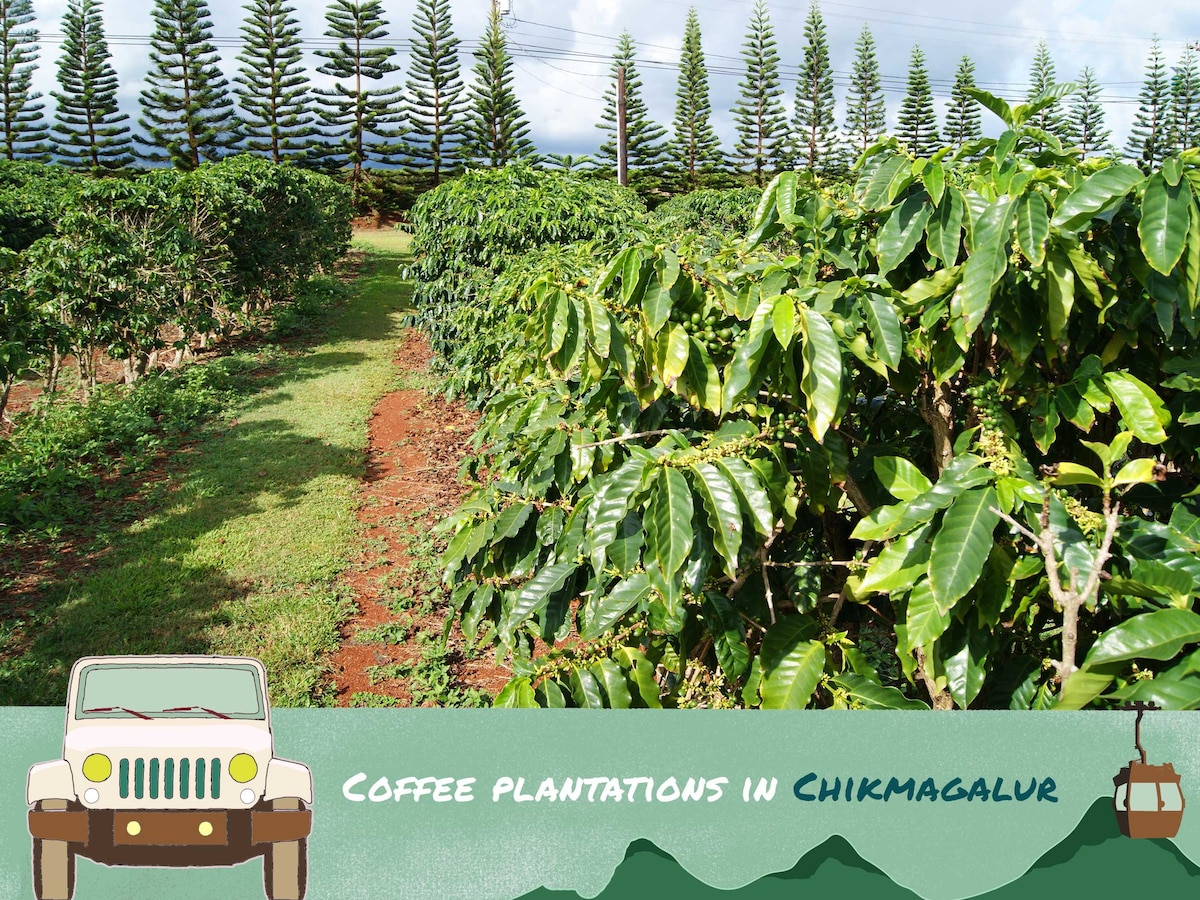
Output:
518 798 1200 899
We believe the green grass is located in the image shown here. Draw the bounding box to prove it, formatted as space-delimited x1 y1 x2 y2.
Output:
352 227 413 255
0 244 414 706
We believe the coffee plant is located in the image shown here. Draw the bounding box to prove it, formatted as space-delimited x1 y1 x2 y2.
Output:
436 88 1200 710
406 164 646 369
0 157 350 418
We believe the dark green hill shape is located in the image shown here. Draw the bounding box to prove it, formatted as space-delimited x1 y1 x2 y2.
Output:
518 799 1200 900
518 835 921 899
977 797 1200 898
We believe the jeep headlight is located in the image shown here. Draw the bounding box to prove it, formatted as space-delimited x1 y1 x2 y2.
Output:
229 753 258 783
82 753 112 783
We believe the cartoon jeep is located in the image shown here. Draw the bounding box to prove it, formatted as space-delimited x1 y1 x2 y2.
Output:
26 655 312 900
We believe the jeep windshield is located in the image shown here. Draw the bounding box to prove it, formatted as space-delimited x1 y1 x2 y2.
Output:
74 662 266 720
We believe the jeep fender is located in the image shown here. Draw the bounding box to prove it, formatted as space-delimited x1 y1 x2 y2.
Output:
27 760 76 805
263 758 313 804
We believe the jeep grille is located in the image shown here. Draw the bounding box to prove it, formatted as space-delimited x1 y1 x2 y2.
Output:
117 757 223 800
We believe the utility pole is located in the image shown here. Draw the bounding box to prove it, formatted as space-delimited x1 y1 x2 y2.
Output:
617 65 629 186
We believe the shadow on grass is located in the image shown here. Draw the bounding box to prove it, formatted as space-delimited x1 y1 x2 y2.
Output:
0 418 363 705
0 253 414 705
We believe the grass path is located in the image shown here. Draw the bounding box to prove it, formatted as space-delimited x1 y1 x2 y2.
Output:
0 233 413 705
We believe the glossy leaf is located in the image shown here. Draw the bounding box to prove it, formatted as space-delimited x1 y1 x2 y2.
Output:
716 458 775 537
832 673 930 709
588 457 649 575
1083 609 1200 667
862 293 904 371
956 196 1014 336
760 620 825 710
878 193 932 274
1103 372 1169 444
703 593 750 679
926 188 964 265
646 467 694 580
1015 192 1050 267
874 456 933 502
929 486 999 614
494 677 536 708
581 573 652 641
1139 172 1192 275
1051 164 1144 232
692 462 743 578
799 307 842 440
592 659 633 708
905 579 951 650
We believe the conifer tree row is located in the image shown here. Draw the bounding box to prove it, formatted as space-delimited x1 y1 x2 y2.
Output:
596 31 667 172
1169 47 1200 155
464 4 534 167
944 55 981 148
793 0 836 172
731 0 786 186
1128 37 1170 170
1068 66 1112 157
671 7 724 189
235 0 313 163
1026 40 1070 152
51 0 132 168
897 45 939 157
313 0 403 191
0 0 47 160
403 0 468 183
844 26 885 157
137 0 237 169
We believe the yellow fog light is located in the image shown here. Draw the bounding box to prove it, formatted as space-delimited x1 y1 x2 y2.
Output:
126 821 141 836
82 754 112 783
198 821 213 837
229 753 258 783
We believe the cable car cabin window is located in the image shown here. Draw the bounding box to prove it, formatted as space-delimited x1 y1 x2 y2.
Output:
1115 785 1128 810
1129 783 1161 812
1161 782 1184 811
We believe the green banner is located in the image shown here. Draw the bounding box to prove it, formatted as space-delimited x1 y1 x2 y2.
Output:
5 709 1200 899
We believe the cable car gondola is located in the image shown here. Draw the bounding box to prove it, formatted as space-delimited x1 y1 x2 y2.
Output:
1112 701 1185 839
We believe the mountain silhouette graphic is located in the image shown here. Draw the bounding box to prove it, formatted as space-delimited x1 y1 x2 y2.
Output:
517 835 921 899
516 799 1200 899
977 797 1200 898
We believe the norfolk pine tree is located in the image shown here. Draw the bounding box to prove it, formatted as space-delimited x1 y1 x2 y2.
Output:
731 1 786 186
1067 66 1112 157
1170 46 1200 153
597 32 667 173
943 56 980 147
0 0 48 160
793 1 836 172
844 26 886 157
235 0 314 163
897 45 939 157
464 4 535 167
671 7 723 189
51 0 133 168
403 0 468 184
1026 40 1069 151
313 0 404 189
138 0 238 169
1127 37 1170 170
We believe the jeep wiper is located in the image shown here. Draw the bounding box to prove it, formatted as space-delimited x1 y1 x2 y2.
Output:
161 706 231 719
82 706 153 720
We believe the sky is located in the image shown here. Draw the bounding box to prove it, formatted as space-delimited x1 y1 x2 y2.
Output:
22 0 1200 159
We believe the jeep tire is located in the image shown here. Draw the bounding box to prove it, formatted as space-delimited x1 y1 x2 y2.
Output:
33 838 75 900
262 798 307 900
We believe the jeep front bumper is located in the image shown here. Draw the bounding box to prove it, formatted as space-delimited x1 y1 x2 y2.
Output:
29 805 310 865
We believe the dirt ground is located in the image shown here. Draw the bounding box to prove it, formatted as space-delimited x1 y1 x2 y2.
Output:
328 330 511 705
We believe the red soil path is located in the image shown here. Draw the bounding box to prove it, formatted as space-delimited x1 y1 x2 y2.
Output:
328 330 511 705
